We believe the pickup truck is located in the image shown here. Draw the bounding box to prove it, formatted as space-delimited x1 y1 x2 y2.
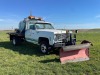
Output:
8 15 76 54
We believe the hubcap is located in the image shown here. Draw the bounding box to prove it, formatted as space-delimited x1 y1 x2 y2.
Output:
41 44 47 53
13 39 16 45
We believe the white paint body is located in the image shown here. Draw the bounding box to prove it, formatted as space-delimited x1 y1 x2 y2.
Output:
25 29 66 45
19 18 68 46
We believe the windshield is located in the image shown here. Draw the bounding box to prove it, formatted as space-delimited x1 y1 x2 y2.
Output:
35 23 54 29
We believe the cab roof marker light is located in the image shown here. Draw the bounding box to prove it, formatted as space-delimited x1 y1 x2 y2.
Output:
28 16 35 19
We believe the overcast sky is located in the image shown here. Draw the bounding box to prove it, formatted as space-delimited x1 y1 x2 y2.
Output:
0 0 100 30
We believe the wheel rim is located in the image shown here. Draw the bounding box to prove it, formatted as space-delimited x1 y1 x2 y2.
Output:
13 38 16 45
72 40 76 45
41 44 47 53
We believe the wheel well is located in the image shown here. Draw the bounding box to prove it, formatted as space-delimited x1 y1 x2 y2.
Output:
38 37 49 44
10 35 20 40
10 35 15 40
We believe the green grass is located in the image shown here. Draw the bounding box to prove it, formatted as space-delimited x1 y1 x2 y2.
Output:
0 31 100 75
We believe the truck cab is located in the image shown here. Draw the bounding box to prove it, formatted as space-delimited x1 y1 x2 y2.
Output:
25 22 54 45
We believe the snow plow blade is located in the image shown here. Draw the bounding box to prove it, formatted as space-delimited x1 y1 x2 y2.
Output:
60 43 91 64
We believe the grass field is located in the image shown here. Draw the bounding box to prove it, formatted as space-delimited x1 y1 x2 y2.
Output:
0 31 100 75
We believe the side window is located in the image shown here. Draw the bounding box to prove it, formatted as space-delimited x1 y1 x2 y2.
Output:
29 25 35 30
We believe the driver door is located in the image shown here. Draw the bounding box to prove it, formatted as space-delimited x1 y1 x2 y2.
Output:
29 24 38 44
25 24 38 44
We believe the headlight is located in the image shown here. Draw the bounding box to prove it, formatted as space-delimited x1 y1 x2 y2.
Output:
54 35 57 41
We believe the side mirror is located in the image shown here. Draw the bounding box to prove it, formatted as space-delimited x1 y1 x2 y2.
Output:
75 30 78 33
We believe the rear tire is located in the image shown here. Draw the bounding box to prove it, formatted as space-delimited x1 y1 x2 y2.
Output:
40 41 50 54
12 37 20 46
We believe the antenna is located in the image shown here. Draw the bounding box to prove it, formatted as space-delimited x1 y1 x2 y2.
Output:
28 11 35 19
30 11 32 16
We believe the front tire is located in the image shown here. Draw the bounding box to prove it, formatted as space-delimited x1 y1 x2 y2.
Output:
40 41 50 54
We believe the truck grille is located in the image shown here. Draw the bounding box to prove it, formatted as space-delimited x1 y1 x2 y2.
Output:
55 34 67 41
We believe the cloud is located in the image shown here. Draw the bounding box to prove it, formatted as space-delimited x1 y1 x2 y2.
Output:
54 23 100 29
10 14 20 18
0 14 21 30
0 18 19 23
0 19 4 22
96 15 100 18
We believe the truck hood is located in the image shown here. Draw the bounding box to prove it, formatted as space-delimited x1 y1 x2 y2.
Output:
37 29 66 34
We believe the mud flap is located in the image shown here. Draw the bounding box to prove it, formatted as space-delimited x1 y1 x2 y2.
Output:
60 48 89 64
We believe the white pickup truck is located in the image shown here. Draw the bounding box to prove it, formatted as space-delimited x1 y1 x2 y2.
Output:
8 15 76 54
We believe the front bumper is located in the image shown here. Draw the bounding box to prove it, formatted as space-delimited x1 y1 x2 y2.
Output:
54 43 66 47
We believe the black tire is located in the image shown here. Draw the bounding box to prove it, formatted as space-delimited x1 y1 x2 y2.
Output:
69 33 76 45
40 41 50 54
12 37 20 46
72 39 76 45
